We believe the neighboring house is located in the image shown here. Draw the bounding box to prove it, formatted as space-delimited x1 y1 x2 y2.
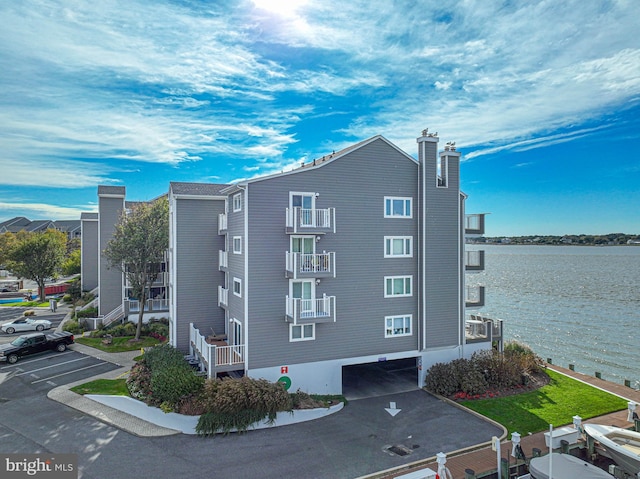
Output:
83 130 500 394
0 217 80 239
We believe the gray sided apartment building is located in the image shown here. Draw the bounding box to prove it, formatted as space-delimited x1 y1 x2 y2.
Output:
82 130 501 394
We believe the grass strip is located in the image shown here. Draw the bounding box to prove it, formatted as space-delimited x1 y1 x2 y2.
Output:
70 378 129 396
460 369 629 434
75 335 160 352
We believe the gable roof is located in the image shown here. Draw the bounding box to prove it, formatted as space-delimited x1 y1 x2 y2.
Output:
98 185 125 197
224 135 417 191
170 182 230 197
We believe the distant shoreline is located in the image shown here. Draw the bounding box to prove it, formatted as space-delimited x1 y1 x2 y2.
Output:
471 234 640 246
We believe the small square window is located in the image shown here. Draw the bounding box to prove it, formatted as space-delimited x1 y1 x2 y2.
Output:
233 277 242 297
233 193 242 212
290 323 315 341
233 236 242 254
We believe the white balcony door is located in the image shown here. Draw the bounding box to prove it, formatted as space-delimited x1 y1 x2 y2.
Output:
291 193 315 226
292 236 315 271
291 280 314 317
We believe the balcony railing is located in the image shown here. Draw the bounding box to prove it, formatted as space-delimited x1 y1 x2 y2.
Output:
465 250 485 272
465 315 504 350
219 250 228 271
189 323 244 379
465 214 486 236
285 207 336 234
285 294 336 324
127 298 169 313
218 213 227 234
285 252 336 279
465 285 485 308
218 286 228 308
124 271 168 288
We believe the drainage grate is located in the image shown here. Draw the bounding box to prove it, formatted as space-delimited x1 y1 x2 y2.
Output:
384 444 413 457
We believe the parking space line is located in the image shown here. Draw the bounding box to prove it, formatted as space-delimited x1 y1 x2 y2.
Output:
0 351 74 370
31 362 112 384
15 356 92 376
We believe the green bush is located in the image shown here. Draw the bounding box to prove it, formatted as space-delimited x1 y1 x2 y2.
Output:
63 319 84 335
424 344 544 398
150 365 204 407
196 376 292 436
109 322 137 337
76 306 98 318
127 362 152 401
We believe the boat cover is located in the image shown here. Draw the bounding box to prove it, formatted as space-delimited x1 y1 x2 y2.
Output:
529 453 614 479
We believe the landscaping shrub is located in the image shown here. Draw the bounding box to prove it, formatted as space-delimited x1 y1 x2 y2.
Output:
109 322 137 337
195 376 292 436
150 365 204 406
76 306 98 318
424 343 543 398
127 361 152 401
63 319 85 334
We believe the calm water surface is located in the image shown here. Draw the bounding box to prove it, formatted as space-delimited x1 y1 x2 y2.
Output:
467 245 640 387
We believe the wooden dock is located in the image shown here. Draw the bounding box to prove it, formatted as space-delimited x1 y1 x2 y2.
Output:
376 364 640 479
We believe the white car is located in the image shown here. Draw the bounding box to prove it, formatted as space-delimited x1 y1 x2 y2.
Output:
1 318 52 334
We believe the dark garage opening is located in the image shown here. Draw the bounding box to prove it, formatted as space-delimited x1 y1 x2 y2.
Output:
342 357 419 400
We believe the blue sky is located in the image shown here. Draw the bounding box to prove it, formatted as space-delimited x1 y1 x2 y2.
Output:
0 0 638 237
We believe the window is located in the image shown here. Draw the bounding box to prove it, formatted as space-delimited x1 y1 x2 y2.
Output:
385 315 412 337
384 197 412 218
233 277 242 297
384 237 413 258
437 156 448 187
233 193 242 212
290 323 315 341
384 276 412 297
233 236 242 254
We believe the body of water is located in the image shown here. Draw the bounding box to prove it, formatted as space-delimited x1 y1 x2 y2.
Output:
467 244 640 387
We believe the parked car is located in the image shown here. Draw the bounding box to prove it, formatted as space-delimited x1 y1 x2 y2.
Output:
0 332 74 364
1 318 52 334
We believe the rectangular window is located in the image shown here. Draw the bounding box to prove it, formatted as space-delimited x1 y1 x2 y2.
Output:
384 197 412 218
233 236 242 254
384 275 412 297
233 277 242 297
233 193 242 212
290 323 315 341
385 315 412 337
384 236 413 257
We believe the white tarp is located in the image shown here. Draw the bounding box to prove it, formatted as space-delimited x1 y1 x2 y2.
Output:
529 453 614 479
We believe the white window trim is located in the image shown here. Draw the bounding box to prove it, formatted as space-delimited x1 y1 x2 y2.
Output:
384 196 412 218
384 236 413 258
384 275 413 297
233 236 242 254
289 323 315 342
233 193 242 212
384 315 412 338
233 277 242 297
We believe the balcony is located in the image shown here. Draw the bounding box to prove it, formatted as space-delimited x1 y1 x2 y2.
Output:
189 323 244 378
124 271 168 288
465 250 485 272
285 252 336 279
218 286 228 308
285 207 336 234
465 214 486 236
218 213 227 234
285 295 336 324
126 298 169 314
465 315 504 350
465 285 485 308
219 250 228 271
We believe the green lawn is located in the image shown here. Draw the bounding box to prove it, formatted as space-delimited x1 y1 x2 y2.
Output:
75 335 161 352
70 378 129 396
460 369 629 434
0 300 50 307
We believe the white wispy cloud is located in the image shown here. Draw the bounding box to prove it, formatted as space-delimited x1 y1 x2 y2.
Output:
0 201 97 220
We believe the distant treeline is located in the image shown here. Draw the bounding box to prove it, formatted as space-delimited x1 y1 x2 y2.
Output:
473 233 640 245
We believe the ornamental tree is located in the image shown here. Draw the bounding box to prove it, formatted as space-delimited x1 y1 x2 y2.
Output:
103 197 169 340
6 229 67 301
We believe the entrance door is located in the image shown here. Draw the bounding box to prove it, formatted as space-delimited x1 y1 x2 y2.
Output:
291 280 314 317
291 236 315 272
291 193 315 226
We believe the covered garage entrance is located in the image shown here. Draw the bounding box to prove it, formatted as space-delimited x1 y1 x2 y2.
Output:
342 357 420 400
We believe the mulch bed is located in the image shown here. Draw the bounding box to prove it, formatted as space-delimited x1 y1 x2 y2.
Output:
449 369 551 401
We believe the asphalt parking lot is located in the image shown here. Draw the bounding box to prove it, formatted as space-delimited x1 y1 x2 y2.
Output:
0 349 121 396
0 308 67 344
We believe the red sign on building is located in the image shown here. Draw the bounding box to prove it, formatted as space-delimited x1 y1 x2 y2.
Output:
280 366 288 374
